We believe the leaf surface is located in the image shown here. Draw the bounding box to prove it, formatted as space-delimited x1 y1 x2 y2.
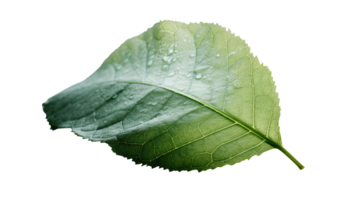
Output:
43 21 303 171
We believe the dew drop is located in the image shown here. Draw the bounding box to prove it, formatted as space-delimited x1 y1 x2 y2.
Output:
112 94 118 99
129 95 134 100
147 60 153 66
194 73 203 80
162 55 171 64
186 74 191 78
216 54 220 58
168 49 174 55
115 64 123 70
229 51 236 56
167 71 175 77
190 53 195 58
172 57 177 62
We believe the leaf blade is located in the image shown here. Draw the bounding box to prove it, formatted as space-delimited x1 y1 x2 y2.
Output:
43 21 304 171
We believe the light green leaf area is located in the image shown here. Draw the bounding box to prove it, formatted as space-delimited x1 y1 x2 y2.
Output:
43 21 303 171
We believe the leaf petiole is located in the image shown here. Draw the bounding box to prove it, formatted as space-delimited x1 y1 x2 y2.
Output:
278 146 304 170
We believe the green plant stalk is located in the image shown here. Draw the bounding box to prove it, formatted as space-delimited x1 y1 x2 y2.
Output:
277 146 307 171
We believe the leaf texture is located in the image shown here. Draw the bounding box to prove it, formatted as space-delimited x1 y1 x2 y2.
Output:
43 21 303 171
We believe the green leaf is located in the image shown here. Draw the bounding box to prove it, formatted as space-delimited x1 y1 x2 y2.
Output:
43 21 304 171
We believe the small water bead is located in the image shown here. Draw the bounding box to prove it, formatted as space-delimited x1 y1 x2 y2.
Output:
194 73 203 80
115 64 123 70
172 57 177 62
162 55 172 64
186 73 191 78
148 102 158 106
129 95 134 100
168 49 174 55
190 53 195 58
112 94 118 99
216 54 220 58
167 71 175 77
147 60 153 66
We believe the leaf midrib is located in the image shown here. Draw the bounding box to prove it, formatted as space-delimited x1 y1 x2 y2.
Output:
112 80 280 149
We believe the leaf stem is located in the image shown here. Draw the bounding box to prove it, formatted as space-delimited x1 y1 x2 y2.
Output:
277 146 304 170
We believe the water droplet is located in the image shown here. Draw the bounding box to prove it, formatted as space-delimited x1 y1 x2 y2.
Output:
163 55 173 64
172 57 177 62
168 49 174 55
115 64 123 70
148 102 158 106
167 71 175 77
216 54 220 58
186 74 191 78
161 65 169 71
194 73 203 80
229 51 236 56
112 94 118 99
190 53 195 58
129 95 134 100
147 60 153 66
